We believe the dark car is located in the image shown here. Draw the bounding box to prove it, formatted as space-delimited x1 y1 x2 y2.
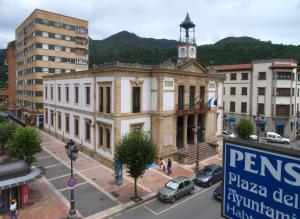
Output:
157 176 195 203
213 182 223 201
194 164 223 187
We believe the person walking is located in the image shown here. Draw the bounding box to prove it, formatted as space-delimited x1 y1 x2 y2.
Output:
9 199 17 219
159 158 166 172
167 158 172 175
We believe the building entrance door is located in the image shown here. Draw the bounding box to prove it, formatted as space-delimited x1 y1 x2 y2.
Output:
275 125 284 136
176 116 184 148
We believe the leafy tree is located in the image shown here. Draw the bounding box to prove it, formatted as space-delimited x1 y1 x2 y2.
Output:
0 122 17 153
236 120 253 140
8 126 42 164
115 130 158 201
0 115 6 124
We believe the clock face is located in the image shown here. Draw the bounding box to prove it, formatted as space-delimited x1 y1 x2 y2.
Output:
189 47 196 57
179 47 186 57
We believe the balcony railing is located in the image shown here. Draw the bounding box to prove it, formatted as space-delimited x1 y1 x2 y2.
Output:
175 103 210 114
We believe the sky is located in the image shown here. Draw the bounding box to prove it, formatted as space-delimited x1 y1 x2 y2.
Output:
0 0 300 48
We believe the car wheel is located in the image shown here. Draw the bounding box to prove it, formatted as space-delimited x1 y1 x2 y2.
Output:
284 141 288 144
170 197 176 203
208 181 213 187
190 188 194 195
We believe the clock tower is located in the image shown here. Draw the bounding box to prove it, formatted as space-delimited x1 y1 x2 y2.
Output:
178 13 197 63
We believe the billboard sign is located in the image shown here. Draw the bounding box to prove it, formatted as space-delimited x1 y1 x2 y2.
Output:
223 139 300 219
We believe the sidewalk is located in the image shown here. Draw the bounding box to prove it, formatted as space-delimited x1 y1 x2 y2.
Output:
2 130 223 219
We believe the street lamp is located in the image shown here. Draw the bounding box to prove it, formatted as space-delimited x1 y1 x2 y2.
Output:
65 139 79 218
253 115 264 143
192 125 201 172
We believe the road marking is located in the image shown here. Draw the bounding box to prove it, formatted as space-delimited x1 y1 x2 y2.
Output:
143 184 218 216
78 165 101 173
44 163 63 169
41 141 58 145
48 173 70 181
36 155 52 160
59 181 88 192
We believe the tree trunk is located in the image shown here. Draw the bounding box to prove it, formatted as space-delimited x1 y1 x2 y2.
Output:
134 177 138 199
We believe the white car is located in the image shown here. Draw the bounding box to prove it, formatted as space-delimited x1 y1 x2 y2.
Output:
265 132 290 144
249 135 258 141
223 130 235 138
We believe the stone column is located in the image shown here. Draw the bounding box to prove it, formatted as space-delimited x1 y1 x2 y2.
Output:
184 115 188 147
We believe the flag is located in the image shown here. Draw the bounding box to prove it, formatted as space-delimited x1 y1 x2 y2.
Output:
208 98 213 107
213 98 218 106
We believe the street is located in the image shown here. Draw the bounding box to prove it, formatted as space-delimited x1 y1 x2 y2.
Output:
107 183 222 219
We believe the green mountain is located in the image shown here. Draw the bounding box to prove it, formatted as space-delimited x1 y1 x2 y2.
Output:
89 32 300 67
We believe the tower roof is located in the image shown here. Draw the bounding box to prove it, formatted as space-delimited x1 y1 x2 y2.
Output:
180 13 195 29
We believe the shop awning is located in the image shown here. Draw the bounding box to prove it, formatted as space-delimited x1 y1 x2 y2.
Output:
0 166 41 190
275 121 286 126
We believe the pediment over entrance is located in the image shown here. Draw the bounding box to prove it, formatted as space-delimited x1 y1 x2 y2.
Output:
177 59 208 74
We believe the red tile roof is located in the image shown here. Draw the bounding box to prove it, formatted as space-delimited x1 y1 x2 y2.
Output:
211 64 252 72
269 64 298 69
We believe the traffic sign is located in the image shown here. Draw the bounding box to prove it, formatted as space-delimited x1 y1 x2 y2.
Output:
67 178 77 188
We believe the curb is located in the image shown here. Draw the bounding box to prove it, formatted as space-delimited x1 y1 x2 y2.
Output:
97 192 157 219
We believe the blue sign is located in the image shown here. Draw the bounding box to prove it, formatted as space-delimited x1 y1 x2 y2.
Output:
67 178 77 188
114 161 123 186
223 142 300 219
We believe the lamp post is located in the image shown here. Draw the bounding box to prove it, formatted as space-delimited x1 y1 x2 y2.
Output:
253 115 264 143
192 125 201 172
65 139 79 218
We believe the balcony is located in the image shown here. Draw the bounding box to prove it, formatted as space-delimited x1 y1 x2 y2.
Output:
176 102 210 115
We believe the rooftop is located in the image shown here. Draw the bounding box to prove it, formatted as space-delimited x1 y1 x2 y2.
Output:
211 64 252 72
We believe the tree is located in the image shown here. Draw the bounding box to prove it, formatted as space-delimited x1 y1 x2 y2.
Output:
236 119 253 140
8 126 42 164
0 122 17 153
115 130 158 201
0 115 7 124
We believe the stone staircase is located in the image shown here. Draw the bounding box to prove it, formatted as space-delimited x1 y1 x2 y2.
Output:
176 143 218 165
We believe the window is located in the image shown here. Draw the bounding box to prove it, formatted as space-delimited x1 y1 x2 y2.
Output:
230 73 237 80
65 36 71 41
230 87 236 95
98 126 103 146
65 86 69 102
241 87 247 95
223 87 225 95
65 114 70 133
45 87 48 99
277 71 292 80
298 88 299 97
106 129 111 148
75 86 79 104
276 88 291 96
50 87 53 100
55 69 61 74
54 22 61 28
42 67 49 73
85 120 91 141
86 86 90 105
55 45 61 51
57 112 61 130
50 110 54 126
42 32 49 37
74 117 79 137
241 102 247 113
42 19 49 25
230 102 235 112
44 109 48 124
42 55 49 61
258 87 265 96
55 57 61 62
132 87 141 113
55 34 61 39
241 73 248 80
178 85 185 110
42 44 48 49
276 105 290 117
65 47 71 52
258 72 266 80
189 86 195 109
130 123 144 132
257 103 265 114
298 74 300 81
106 87 111 113
58 86 61 101
99 87 103 112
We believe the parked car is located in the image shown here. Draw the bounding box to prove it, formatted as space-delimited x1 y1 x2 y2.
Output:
223 130 235 138
213 182 223 201
157 176 194 203
265 132 290 144
249 134 258 141
194 164 223 187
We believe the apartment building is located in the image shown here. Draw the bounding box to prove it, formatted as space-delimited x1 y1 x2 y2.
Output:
7 41 16 110
14 9 88 125
214 59 300 139
43 15 224 165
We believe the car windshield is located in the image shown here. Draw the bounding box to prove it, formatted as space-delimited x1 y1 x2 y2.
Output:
200 166 214 176
165 181 179 190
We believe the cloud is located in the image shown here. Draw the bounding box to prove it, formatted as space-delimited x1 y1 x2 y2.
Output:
0 0 299 48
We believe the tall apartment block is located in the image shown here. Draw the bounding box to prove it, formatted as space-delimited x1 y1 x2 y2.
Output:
14 9 88 126
213 59 300 139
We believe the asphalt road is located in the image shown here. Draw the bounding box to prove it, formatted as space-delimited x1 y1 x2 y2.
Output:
108 183 223 219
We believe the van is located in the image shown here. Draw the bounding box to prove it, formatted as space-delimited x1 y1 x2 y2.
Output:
265 132 289 144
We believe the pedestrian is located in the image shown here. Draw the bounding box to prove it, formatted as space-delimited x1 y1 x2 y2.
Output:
9 199 17 219
167 158 172 175
159 158 166 172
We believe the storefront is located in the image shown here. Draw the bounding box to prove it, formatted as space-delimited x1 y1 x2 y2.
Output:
0 160 41 213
